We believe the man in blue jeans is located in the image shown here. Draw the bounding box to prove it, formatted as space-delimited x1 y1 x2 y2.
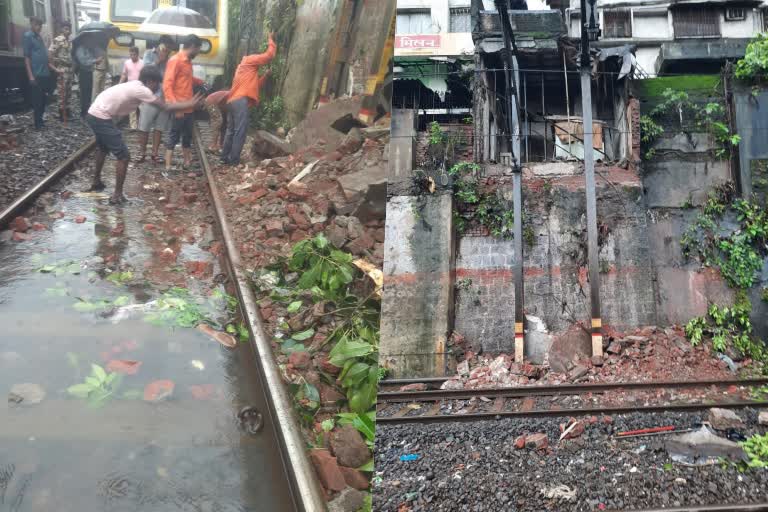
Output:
221 33 276 165
86 66 202 204
23 17 54 130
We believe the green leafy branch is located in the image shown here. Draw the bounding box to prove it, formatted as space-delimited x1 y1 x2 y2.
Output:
735 33 768 82
67 364 123 407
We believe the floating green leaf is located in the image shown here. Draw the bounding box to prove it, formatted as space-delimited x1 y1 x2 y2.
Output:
287 301 302 313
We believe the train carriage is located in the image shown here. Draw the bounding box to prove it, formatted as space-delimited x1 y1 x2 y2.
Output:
0 0 77 104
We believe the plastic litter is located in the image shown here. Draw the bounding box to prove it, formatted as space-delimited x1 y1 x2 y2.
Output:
400 454 420 462
541 484 577 501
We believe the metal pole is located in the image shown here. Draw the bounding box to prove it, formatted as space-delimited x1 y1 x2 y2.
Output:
495 0 525 362
579 0 603 359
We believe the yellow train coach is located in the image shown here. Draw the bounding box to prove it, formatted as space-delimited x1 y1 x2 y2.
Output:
100 0 228 84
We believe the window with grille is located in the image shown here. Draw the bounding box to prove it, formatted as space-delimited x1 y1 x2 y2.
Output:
22 0 46 21
725 7 746 21
673 7 720 38
396 10 434 35
450 7 471 33
602 9 632 38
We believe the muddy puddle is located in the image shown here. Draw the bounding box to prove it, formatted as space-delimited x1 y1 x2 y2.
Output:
0 133 294 511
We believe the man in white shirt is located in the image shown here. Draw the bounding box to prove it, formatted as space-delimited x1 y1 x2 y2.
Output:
86 65 202 204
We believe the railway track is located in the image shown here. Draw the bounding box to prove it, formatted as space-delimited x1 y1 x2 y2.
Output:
0 122 325 512
377 378 768 423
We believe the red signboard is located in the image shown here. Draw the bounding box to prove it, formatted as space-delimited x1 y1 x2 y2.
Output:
395 35 441 50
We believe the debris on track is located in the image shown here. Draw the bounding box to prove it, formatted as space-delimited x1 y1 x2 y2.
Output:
205 102 388 504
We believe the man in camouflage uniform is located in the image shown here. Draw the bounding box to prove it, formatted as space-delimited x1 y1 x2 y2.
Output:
49 21 73 121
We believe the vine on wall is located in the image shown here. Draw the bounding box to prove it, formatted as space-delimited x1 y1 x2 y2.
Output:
639 88 741 160
681 182 768 369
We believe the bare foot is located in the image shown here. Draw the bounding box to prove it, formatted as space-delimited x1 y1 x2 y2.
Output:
87 181 106 192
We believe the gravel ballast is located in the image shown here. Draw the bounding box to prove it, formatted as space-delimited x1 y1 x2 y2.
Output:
0 109 90 212
373 409 768 511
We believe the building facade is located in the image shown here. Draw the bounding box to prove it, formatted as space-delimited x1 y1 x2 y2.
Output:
560 0 766 76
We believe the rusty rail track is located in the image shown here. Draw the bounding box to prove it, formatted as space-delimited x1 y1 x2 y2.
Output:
193 125 326 512
377 378 768 424
0 137 96 228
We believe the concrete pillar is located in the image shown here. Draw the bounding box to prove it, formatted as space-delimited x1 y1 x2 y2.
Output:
380 110 455 377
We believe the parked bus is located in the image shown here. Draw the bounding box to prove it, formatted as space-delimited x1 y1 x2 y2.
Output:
99 0 228 84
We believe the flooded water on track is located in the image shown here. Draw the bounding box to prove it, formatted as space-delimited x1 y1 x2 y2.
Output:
0 132 294 512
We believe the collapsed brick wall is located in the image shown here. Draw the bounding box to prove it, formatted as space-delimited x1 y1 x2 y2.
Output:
454 168 658 359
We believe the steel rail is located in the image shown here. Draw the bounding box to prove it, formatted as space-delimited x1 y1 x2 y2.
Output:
0 137 96 228
193 125 326 512
377 377 768 402
377 399 768 424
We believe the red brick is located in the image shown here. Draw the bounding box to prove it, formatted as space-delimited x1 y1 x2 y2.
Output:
290 230 309 242
143 224 157 232
289 211 311 229
251 187 269 199
519 398 535 412
525 433 548 450
182 192 198 204
110 224 125 236
60 190 73 199
309 449 346 492
288 351 311 369
12 231 30 242
287 182 310 200
184 260 212 277
264 219 283 237
74 215 87 224
10 216 30 232
318 356 341 376
514 435 526 449
31 222 46 231
339 466 369 490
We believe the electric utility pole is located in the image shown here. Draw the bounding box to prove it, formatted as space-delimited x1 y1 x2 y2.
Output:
494 0 525 362
579 0 603 359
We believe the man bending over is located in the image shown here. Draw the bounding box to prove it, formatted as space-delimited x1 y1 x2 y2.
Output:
86 65 202 204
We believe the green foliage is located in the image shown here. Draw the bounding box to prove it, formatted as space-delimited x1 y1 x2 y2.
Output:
288 235 356 300
428 121 447 146
449 161 517 238
73 295 131 312
740 432 768 469
255 235 380 416
106 271 133 285
684 294 765 366
735 33 768 82
639 88 740 160
681 185 768 290
67 363 123 407
36 259 81 276
145 287 211 329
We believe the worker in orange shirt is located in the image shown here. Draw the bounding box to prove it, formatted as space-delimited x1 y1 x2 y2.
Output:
163 34 205 171
220 33 277 166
